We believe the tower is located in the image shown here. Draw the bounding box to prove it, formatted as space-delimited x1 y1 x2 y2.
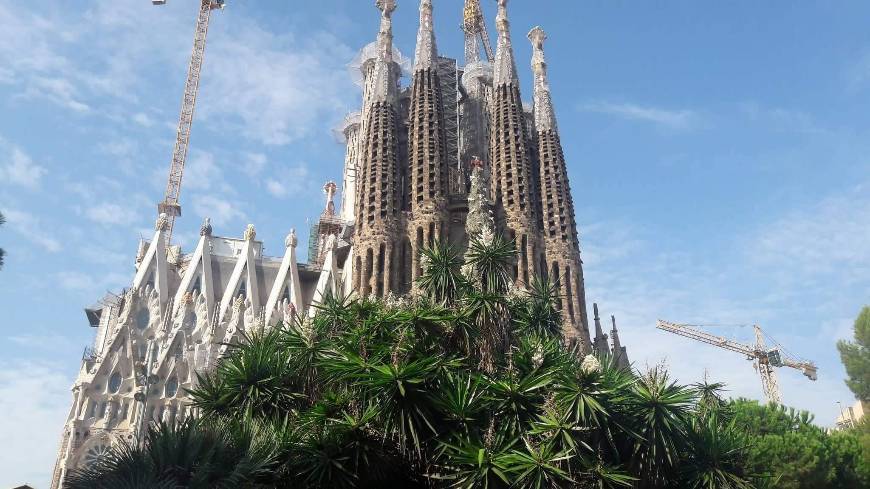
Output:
352 0 403 298
407 0 450 282
528 26 590 347
490 0 541 286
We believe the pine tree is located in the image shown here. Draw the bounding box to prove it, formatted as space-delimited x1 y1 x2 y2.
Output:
838 306 870 402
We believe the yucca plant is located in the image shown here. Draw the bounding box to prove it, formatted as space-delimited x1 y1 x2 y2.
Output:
74 229 758 489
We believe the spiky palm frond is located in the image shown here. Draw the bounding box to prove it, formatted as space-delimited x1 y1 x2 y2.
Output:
628 367 695 487
513 276 562 339
433 431 516 489
433 372 489 434
189 330 303 419
679 412 754 489
501 438 574 489
66 418 280 489
419 240 467 306
465 233 516 294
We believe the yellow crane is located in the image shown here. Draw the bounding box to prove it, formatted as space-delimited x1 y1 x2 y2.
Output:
463 0 494 63
656 320 818 404
152 0 225 245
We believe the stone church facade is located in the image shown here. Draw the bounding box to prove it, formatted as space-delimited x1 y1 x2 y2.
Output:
49 1 628 486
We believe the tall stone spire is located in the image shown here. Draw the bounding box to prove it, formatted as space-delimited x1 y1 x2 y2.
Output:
611 314 629 368
413 0 437 71
528 26 556 133
408 0 450 283
493 0 518 86
352 0 403 299
592 303 609 355
370 0 398 104
489 0 540 287
528 26 591 349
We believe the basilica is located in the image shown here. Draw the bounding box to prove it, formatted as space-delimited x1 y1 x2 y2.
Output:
50 1 628 486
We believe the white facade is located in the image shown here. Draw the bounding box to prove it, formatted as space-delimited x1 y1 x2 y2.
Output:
49 216 347 488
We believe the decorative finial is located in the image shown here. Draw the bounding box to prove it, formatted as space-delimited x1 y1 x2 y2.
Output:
323 181 338 216
200 217 212 237
155 213 169 232
528 25 557 132
413 0 438 71
243 224 256 241
493 0 517 85
593 302 600 319
285 228 298 249
528 26 546 48
370 0 398 104
377 0 397 16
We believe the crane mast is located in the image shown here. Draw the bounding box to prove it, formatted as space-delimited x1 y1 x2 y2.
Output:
463 0 494 63
154 0 224 244
656 319 817 404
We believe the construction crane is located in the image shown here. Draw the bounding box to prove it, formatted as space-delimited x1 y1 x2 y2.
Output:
656 320 818 404
462 0 495 63
152 0 225 245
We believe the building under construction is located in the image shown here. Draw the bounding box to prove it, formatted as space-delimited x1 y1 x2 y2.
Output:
49 1 629 485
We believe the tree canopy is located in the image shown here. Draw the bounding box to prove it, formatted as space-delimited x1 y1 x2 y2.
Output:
66 236 869 488
838 306 870 402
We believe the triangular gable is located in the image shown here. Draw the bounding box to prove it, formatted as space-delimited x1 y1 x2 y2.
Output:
265 230 303 326
132 215 169 314
309 234 341 317
173 229 215 323
219 225 261 322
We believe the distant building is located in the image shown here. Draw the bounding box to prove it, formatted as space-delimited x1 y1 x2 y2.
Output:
836 399 866 429
49 1 629 486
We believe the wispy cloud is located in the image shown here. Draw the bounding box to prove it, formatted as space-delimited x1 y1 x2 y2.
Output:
1 209 61 252
0 142 46 189
0 361 71 489
739 102 826 135
201 25 355 145
579 101 698 129
747 182 870 283
264 164 311 199
85 202 139 226
191 194 246 228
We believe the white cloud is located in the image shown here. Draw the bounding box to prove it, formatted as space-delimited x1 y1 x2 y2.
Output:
2 209 61 252
243 152 268 177
200 25 355 145
264 164 311 198
748 182 870 282
85 202 139 226
132 111 155 127
739 102 825 135
0 361 71 489
579 101 698 129
191 194 246 227
0 145 46 188
183 151 225 192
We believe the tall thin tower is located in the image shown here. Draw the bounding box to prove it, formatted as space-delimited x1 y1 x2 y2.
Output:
490 0 541 285
529 26 590 347
407 0 450 282
352 0 402 298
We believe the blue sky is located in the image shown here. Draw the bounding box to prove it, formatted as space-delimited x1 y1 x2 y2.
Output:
1 0 870 486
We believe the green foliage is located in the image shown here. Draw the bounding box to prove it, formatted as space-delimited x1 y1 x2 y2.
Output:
728 399 869 489
838 306 870 402
73 237 760 488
